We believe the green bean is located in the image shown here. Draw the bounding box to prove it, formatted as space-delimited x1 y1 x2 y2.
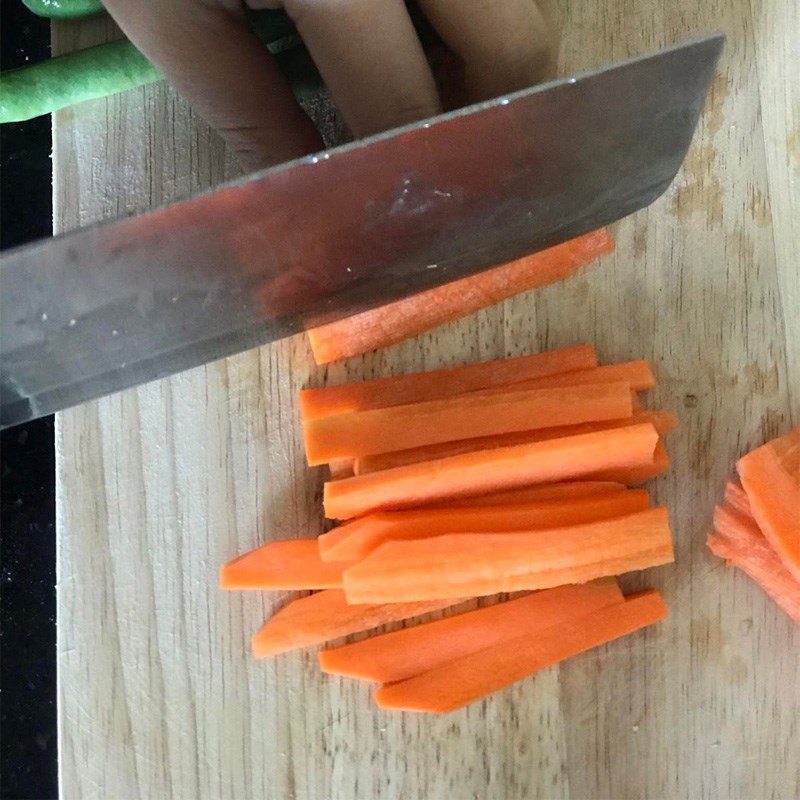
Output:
22 0 104 19
1 40 162 123
0 15 321 124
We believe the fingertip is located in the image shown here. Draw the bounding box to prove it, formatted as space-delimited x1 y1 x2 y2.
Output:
283 0 441 138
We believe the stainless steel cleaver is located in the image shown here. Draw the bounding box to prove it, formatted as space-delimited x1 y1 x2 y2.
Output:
0 34 724 427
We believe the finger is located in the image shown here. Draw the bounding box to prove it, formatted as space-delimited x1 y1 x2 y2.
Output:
103 0 322 171
416 0 558 103
282 0 441 136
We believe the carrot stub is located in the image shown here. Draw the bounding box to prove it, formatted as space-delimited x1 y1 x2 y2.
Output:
318 489 650 562
219 539 351 590
355 411 677 475
319 578 623 682
708 503 800 625
373 589 668 712
299 344 597 419
307 230 613 364
767 428 800 477
724 481 752 516
304 381 634 465
324 423 660 519
343 507 674 604
737 428 800 582
252 590 465 657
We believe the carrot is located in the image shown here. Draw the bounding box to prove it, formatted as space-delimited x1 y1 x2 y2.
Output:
251 590 466 657
343 507 674 603
435 481 628 508
304 382 633 465
219 539 351 590
374 589 668 712
483 361 655 394
587 439 669 484
299 344 597 419
724 480 752 516
737 429 800 583
767 427 800 477
307 230 613 364
319 578 624 682
355 411 677 475
318 489 650 562
329 459 355 480
708 503 800 624
324 423 659 519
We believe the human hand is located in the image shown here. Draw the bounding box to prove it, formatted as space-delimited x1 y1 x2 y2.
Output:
102 0 557 172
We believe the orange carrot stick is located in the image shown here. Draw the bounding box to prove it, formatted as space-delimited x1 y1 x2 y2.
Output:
587 439 670 484
307 230 613 364
374 589 668 712
343 507 674 603
737 429 800 582
319 489 650 562
482 361 655 394
708 503 800 624
435 481 627 508
319 578 623 682
220 539 351 590
304 382 633 465
299 344 597 419
324 423 659 519
251 590 466 657
355 411 677 475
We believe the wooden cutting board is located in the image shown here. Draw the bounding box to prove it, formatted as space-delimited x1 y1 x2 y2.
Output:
53 2 799 797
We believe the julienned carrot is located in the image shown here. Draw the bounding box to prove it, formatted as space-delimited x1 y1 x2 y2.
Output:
304 382 633 465
737 429 800 583
324 423 659 519
482 361 655 394
708 503 800 624
343 507 674 603
374 589 668 712
318 489 650 562
587 439 669 484
299 344 597 419
319 578 623 682
435 481 627 508
220 539 351 590
252 590 466 657
355 411 677 475
307 230 613 364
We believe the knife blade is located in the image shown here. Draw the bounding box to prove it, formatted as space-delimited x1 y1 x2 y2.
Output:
0 34 723 428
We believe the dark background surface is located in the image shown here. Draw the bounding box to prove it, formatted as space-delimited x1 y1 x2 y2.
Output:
1 3 59 799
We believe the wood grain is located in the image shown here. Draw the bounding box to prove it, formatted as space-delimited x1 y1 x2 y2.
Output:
54 3 799 798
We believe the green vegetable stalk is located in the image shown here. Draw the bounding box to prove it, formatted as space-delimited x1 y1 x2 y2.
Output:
0 10 320 124
22 0 104 19
1 41 162 123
